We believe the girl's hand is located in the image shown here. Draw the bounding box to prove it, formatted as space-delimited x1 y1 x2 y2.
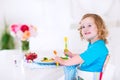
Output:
64 49 73 58
54 56 65 65
54 56 61 62
64 49 69 56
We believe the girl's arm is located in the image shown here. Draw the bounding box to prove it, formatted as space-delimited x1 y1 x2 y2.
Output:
54 54 84 66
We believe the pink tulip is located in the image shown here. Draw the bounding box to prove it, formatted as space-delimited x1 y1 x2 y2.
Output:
11 24 19 33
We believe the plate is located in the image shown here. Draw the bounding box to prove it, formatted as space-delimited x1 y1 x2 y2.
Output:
33 61 56 65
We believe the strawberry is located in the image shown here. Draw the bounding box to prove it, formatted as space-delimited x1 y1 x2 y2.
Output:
25 52 37 61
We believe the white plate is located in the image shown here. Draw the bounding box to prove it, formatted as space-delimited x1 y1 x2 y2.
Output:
33 60 56 65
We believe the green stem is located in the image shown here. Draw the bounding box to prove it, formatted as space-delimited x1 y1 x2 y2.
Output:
21 40 29 51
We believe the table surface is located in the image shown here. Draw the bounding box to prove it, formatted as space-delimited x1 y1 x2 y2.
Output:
0 50 64 80
23 61 64 80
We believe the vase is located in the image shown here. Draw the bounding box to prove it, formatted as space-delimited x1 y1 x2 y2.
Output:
21 40 29 52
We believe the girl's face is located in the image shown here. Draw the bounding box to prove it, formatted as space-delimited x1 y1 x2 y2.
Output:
80 17 98 43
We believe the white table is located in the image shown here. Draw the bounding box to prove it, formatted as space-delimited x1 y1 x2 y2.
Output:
24 62 64 80
0 50 64 80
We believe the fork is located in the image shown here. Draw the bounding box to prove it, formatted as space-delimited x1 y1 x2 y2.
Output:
53 50 59 66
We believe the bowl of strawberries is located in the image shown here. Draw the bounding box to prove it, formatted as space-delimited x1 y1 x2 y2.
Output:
25 52 37 62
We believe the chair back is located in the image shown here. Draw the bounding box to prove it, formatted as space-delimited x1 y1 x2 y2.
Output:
100 54 110 80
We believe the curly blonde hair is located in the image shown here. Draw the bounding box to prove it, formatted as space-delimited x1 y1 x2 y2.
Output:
79 13 108 44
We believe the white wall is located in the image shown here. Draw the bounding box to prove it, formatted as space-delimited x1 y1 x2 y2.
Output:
107 27 120 80
0 0 83 52
0 0 120 51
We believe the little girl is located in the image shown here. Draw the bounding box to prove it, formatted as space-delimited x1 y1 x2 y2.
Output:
54 13 109 80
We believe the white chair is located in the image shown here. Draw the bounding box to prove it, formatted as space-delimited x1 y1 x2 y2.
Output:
101 55 115 80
